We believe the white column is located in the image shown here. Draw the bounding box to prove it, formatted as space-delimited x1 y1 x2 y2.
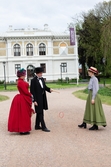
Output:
47 39 52 56
22 40 24 56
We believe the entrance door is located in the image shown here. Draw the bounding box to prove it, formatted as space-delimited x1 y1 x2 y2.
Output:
27 65 35 82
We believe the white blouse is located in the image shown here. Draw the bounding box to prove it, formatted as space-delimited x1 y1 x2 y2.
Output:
88 76 99 100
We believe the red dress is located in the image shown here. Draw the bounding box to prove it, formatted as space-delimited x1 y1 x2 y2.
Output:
8 78 34 133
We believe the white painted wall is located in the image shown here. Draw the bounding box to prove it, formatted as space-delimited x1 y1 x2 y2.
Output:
0 28 79 83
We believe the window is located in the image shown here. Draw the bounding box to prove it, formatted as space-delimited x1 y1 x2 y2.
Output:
39 43 46 55
60 43 66 47
15 64 21 74
61 63 67 73
60 43 67 55
26 43 33 56
14 44 21 56
40 63 46 73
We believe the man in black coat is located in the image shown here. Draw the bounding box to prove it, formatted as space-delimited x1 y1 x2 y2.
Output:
30 67 52 132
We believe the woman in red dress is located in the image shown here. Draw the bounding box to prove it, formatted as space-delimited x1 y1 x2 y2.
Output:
8 68 34 135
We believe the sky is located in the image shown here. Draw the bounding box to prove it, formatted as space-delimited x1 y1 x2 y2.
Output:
0 0 106 33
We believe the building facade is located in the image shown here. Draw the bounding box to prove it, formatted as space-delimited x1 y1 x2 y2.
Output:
0 24 79 83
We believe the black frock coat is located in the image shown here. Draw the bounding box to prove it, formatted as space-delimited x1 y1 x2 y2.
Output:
30 76 51 113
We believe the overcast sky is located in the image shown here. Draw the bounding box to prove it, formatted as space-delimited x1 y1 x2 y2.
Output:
0 0 105 33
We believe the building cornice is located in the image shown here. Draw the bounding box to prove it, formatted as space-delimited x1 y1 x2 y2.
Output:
0 36 70 41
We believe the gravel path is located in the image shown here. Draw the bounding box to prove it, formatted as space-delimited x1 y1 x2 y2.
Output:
0 88 111 167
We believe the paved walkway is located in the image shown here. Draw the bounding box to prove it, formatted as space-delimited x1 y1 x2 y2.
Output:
0 88 111 167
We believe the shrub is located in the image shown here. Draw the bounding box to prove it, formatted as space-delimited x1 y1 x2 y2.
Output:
0 80 4 84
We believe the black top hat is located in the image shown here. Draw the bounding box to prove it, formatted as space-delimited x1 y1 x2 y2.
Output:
35 67 44 74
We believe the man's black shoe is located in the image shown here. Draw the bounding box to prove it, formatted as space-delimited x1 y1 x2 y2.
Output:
35 126 42 130
42 128 50 132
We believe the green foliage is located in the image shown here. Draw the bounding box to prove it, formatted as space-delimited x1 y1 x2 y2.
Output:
0 80 4 84
73 89 111 105
76 1 111 78
46 83 77 89
69 78 77 83
99 86 111 96
77 11 102 68
0 83 87 91
83 86 111 97
0 78 110 91
0 84 17 91
57 78 77 84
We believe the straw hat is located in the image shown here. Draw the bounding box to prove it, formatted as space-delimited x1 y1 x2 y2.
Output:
88 67 98 74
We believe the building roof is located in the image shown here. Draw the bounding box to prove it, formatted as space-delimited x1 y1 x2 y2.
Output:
0 24 70 39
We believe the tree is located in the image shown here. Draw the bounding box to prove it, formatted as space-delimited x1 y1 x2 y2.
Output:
72 0 111 78
76 24 87 78
95 1 111 76
76 11 102 77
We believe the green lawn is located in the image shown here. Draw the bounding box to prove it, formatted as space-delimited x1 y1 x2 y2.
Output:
0 82 87 102
0 77 111 91
73 85 111 105
0 95 9 101
0 80 111 104
99 78 111 84
0 82 87 91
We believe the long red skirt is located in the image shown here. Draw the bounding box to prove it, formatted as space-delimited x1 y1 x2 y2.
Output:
8 94 32 133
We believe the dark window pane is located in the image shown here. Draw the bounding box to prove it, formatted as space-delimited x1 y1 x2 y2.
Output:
14 44 21 56
39 43 46 55
26 43 33 56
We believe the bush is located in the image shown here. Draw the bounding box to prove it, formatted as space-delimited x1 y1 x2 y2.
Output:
83 86 111 97
0 80 4 84
69 78 77 83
